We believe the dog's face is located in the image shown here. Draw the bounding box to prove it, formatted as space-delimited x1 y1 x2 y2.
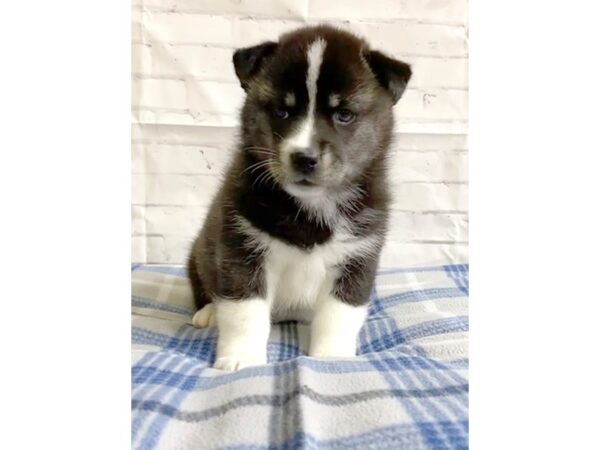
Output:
234 26 411 199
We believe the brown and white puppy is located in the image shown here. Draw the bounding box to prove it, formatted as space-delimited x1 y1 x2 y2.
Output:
188 25 411 371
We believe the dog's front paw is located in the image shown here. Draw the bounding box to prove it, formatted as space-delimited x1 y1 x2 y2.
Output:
212 299 270 371
213 353 266 371
192 304 216 328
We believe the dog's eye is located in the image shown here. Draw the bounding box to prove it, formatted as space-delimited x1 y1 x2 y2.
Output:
333 109 356 125
273 106 289 119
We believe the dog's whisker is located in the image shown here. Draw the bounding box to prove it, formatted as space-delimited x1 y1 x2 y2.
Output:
240 160 271 176
252 169 272 190
244 146 276 155
250 163 272 174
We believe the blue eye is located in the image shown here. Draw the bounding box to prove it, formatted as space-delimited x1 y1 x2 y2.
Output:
273 106 289 119
333 109 356 125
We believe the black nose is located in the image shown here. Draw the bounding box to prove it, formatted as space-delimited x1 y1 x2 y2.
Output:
291 152 318 175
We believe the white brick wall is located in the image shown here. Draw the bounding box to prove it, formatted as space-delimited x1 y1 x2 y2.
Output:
131 1 468 266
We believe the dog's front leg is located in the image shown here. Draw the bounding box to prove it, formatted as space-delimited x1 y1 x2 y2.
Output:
203 225 272 371
309 255 377 358
213 298 270 371
309 296 367 357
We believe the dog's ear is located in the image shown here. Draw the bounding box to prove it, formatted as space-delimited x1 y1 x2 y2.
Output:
233 42 278 91
364 50 412 104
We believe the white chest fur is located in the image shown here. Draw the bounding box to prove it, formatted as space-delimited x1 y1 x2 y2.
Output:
235 216 379 322
265 239 334 321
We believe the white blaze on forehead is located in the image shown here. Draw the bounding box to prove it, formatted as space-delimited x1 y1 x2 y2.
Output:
306 38 326 114
286 38 327 151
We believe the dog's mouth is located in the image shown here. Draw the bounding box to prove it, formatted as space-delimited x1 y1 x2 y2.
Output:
284 176 325 199
295 178 316 187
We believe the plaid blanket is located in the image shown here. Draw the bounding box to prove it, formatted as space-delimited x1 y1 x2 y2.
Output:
131 264 469 450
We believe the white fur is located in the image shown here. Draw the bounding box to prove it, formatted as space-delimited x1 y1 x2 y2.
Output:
282 183 326 201
266 239 332 322
287 118 313 150
282 39 326 156
213 298 271 371
310 296 368 357
305 39 326 116
294 186 367 228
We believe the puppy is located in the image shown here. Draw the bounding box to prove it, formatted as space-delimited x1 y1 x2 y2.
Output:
188 25 411 371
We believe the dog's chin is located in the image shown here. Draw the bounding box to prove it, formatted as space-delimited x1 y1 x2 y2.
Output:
283 180 326 199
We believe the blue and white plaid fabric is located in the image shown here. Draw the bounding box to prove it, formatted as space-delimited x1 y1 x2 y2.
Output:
132 264 469 449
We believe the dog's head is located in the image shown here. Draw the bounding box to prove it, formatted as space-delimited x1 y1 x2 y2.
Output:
234 25 411 200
